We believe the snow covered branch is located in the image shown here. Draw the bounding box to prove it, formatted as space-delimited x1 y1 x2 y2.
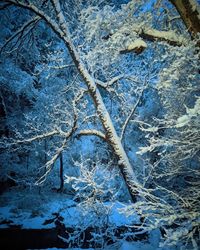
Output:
1 130 60 151
77 129 106 140
96 74 124 89
121 83 148 141
139 27 187 46
4 0 65 39
103 26 187 55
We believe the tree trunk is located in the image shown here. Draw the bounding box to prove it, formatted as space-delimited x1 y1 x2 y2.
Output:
63 38 139 203
6 0 140 202
50 0 139 202
169 0 200 38
58 152 64 192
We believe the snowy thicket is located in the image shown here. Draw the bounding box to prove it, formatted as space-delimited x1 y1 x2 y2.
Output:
0 0 199 249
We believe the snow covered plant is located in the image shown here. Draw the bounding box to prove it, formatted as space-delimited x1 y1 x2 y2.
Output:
1 1 200 240
76 0 152 71
63 157 124 247
65 157 126 204
135 40 200 249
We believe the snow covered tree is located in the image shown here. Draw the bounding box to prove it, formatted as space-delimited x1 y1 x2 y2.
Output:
135 32 200 250
1 0 146 201
0 0 200 248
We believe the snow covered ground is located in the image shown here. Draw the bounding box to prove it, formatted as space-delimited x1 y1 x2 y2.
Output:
0 189 139 229
0 189 178 249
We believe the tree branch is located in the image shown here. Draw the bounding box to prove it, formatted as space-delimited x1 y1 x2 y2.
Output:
121 84 148 141
139 27 187 46
103 26 187 54
5 0 65 39
169 0 200 38
77 129 106 140
96 74 124 89
0 16 41 54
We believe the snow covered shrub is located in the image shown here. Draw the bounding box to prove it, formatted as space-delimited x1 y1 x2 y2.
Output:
65 156 129 204
135 40 200 249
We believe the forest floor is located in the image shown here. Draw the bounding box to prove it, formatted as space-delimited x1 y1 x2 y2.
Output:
0 187 178 249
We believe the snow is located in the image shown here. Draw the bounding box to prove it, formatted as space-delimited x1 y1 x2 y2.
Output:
127 39 147 51
142 27 187 45
0 205 54 229
186 97 200 116
175 115 190 128
175 97 200 128
0 193 139 229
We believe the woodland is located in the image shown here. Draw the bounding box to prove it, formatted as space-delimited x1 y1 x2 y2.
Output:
0 0 199 249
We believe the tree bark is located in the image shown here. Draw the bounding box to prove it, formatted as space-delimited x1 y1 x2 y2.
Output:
169 0 200 37
58 152 64 192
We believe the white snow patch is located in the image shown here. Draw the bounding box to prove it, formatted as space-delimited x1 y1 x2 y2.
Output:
127 39 147 51
0 198 139 229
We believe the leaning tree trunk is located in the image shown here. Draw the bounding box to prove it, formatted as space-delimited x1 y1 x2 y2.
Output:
75 67 139 201
50 0 139 202
63 37 139 202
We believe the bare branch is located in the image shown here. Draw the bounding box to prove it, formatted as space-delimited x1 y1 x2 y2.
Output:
0 2 12 10
0 16 41 54
121 84 148 141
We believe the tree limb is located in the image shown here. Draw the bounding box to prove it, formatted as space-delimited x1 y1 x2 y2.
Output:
0 16 41 54
77 129 106 140
139 27 187 46
0 2 12 10
96 74 124 89
169 0 200 38
121 84 148 141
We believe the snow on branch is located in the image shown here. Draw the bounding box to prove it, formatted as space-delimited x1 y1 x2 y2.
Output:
1 130 60 151
50 0 68 36
5 0 66 39
139 27 187 46
35 137 68 185
120 39 147 54
77 129 106 140
120 83 148 141
103 27 187 54
48 63 75 69
96 74 124 89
